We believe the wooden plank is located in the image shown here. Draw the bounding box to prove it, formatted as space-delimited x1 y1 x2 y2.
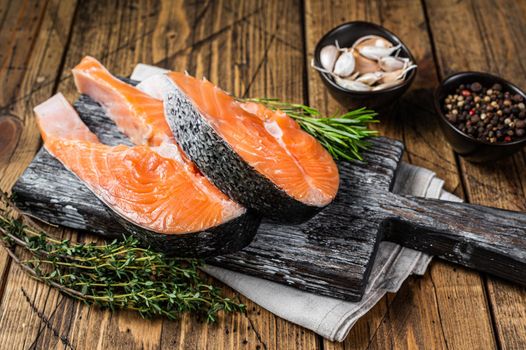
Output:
0 258 80 350
304 0 496 348
0 0 48 186
0 0 73 342
0 1 169 349
0 0 319 349
0 0 79 349
425 0 526 348
0 0 47 108
0 0 75 188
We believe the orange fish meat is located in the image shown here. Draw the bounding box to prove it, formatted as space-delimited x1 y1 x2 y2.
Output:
138 72 340 222
34 93 258 255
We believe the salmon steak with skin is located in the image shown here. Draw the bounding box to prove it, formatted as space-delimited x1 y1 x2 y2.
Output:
72 56 200 172
138 73 340 223
34 93 260 256
72 56 173 147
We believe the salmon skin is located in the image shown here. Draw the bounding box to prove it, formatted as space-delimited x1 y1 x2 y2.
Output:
34 93 260 257
138 74 340 223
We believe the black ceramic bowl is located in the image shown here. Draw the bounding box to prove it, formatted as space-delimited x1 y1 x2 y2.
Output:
434 72 526 163
313 21 416 111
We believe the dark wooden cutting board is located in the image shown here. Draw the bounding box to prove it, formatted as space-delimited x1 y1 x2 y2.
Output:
12 94 526 302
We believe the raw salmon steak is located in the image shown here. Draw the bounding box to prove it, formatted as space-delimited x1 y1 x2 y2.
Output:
73 56 197 173
138 73 340 223
34 93 260 256
72 56 173 146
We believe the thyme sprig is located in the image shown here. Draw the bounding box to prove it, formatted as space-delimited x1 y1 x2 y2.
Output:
243 98 379 161
0 195 244 322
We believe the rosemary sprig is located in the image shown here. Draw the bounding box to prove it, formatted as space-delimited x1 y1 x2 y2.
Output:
0 196 244 322
243 98 379 161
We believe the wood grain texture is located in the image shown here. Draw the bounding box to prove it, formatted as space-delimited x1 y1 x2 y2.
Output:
425 0 526 348
0 0 77 190
304 0 496 348
3 0 317 349
0 0 47 108
0 1 80 350
1 0 525 349
384 196 526 284
0 115 22 166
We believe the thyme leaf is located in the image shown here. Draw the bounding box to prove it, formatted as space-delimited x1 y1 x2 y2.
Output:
0 194 244 322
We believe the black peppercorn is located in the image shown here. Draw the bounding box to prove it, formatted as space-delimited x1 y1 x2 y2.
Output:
470 82 482 92
442 81 526 143
512 94 523 102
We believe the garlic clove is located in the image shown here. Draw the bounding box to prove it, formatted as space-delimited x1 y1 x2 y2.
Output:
353 50 380 75
320 45 340 72
358 44 402 60
334 76 372 91
379 69 403 84
314 36 417 91
379 64 417 84
311 59 334 75
378 56 409 72
373 38 392 48
351 35 393 50
372 80 404 91
356 71 384 86
378 64 416 84
349 71 360 80
333 49 355 77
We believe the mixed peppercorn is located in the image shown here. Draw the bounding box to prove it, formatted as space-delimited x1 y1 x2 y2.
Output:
443 82 526 143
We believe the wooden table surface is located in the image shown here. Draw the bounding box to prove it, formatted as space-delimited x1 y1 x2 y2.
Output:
0 0 525 349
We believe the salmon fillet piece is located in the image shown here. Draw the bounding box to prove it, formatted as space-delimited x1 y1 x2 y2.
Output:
35 93 245 234
72 56 200 173
165 72 340 206
73 56 173 146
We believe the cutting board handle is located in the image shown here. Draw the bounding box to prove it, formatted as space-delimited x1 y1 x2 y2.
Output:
383 194 526 285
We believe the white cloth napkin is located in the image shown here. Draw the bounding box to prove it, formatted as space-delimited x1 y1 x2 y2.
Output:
202 163 461 342
130 65 462 342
